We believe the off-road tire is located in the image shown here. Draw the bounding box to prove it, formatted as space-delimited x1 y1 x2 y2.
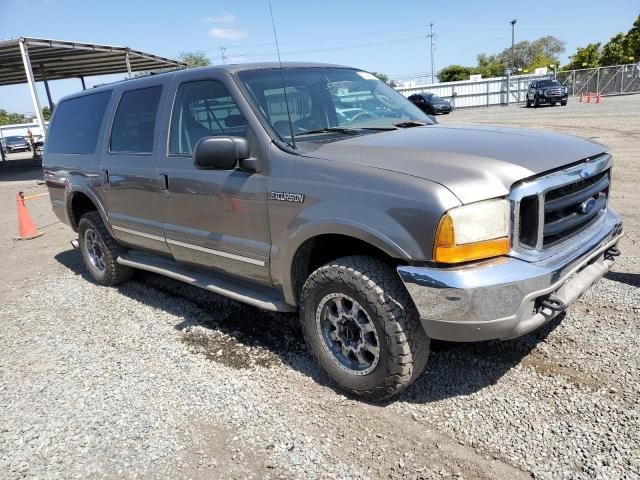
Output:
300 256 430 401
78 211 133 286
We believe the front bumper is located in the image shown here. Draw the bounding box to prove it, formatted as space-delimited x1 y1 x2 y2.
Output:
539 94 568 103
397 209 623 342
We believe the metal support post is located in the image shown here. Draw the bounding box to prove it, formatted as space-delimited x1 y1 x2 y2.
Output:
80 76 86 90
596 67 600 94
19 38 46 135
506 70 510 106
125 49 132 77
40 65 54 110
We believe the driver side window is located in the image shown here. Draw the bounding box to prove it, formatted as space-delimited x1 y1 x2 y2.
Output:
169 80 247 155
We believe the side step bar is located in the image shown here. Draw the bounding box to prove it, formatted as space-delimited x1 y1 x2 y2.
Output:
117 251 295 313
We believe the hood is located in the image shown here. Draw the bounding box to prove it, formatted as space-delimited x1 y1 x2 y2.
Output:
302 124 606 204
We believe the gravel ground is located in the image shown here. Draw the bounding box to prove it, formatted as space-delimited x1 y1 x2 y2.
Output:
1 95 639 479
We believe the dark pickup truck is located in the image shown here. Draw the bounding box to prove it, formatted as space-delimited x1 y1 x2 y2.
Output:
43 63 622 400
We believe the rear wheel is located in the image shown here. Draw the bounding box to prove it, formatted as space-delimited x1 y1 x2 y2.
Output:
78 211 133 286
300 256 430 401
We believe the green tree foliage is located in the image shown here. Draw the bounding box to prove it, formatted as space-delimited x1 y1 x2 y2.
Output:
438 36 565 82
564 15 639 69
564 43 601 70
0 109 28 126
178 51 211 68
600 33 628 66
476 54 506 78
370 72 399 87
439 65 476 82
41 106 53 121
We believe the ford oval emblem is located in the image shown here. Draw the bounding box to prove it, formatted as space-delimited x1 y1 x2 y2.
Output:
578 197 597 215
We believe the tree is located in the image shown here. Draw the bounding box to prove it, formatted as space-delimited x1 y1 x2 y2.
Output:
178 51 211 68
498 36 565 69
476 53 506 78
0 109 28 126
601 33 628 66
41 106 53 121
439 65 476 82
370 72 399 87
564 43 601 70
622 15 639 62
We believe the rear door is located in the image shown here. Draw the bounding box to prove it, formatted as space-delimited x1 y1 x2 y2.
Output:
156 70 271 283
101 84 170 254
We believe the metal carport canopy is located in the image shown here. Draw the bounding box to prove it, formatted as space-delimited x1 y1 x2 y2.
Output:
0 37 186 134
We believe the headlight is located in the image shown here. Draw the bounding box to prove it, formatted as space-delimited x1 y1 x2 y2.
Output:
538 89 544 95
433 198 511 263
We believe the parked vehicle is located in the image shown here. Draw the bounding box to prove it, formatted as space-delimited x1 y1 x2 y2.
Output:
43 63 623 400
4 135 31 153
408 92 452 115
527 79 569 107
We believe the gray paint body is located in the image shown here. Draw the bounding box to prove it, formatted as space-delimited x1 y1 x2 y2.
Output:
43 62 609 310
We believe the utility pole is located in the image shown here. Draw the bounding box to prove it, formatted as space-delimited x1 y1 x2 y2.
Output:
220 46 228 64
427 23 436 83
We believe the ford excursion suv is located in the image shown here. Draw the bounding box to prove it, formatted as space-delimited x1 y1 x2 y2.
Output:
43 63 623 400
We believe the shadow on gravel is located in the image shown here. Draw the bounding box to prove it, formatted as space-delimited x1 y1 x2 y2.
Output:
0 166 44 182
55 247 563 403
605 271 640 288
397 314 564 404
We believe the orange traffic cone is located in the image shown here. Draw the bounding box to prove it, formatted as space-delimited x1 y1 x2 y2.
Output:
596 92 602 104
587 92 592 103
15 192 44 240
580 92 584 103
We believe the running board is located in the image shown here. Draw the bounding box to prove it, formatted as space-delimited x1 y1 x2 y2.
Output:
117 251 295 312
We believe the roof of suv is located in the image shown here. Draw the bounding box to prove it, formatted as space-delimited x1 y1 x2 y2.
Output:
59 62 356 102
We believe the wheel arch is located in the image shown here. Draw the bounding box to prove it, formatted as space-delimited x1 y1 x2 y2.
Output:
66 187 110 233
280 220 413 306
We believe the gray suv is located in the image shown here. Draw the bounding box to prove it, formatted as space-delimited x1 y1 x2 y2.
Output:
43 63 623 400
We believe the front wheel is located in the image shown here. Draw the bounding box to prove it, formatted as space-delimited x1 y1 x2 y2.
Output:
533 96 540 108
561 101 568 106
300 256 430 401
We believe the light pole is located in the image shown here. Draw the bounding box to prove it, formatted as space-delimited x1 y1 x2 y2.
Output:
428 23 435 83
510 19 517 68
507 19 517 106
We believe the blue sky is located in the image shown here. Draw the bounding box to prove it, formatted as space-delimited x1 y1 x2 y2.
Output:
1 0 638 114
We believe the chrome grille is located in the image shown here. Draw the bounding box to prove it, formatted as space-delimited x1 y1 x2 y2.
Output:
546 87 564 96
509 154 612 260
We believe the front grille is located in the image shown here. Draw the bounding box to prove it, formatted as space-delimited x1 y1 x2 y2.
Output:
510 155 612 256
546 88 564 96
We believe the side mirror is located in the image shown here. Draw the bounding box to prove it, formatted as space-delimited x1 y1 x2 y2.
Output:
193 136 249 170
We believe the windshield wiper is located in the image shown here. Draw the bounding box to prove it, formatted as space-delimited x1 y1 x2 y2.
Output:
296 126 395 137
296 127 362 136
394 121 428 128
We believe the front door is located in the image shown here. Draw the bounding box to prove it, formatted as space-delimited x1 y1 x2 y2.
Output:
157 74 271 283
100 84 170 255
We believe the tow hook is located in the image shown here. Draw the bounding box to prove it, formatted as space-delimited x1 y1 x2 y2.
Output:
540 295 566 312
605 246 621 260
71 239 79 250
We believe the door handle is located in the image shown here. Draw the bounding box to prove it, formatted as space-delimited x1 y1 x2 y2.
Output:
159 174 169 194
101 169 110 189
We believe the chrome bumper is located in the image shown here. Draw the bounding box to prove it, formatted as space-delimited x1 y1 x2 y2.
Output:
397 209 623 342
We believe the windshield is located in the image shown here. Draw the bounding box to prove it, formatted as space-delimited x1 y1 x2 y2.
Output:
538 80 561 88
238 67 432 145
6 136 25 143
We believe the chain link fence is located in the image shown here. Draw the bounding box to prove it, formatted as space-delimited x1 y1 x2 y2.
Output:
557 64 640 97
396 63 640 109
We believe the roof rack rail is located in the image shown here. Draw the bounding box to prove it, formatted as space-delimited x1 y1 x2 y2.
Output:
92 66 185 88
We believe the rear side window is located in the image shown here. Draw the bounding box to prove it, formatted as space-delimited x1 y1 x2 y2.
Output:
110 86 162 154
46 91 111 154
